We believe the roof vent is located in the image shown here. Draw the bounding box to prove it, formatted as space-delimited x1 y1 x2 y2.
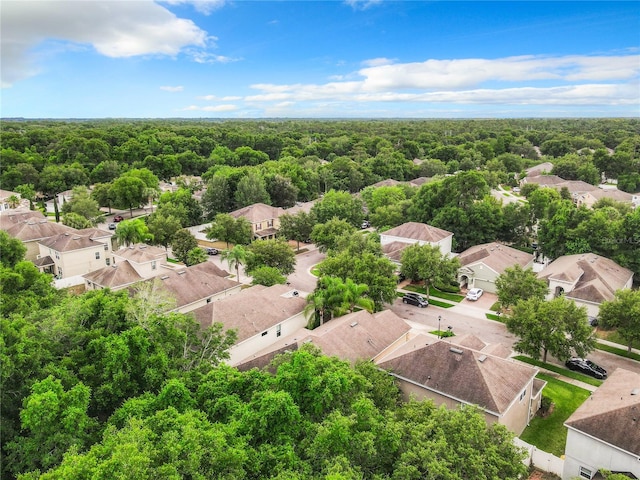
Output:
350 322 358 327
160 275 169 280
292 290 299 296
178 270 186 275
478 355 487 363
449 347 463 355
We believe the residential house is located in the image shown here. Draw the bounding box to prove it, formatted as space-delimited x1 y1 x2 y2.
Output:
230 203 285 240
521 174 566 188
380 221 453 263
2 213 76 261
576 188 639 210
237 309 412 370
563 368 640 480
112 244 169 279
537 253 633 317
524 162 554 178
191 283 307 366
377 340 544 435
0 190 29 211
457 242 534 294
36 228 114 279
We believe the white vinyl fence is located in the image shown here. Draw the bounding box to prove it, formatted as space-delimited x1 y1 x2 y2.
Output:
514 438 564 478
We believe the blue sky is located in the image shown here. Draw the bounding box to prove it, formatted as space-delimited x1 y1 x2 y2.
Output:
2 1 639 118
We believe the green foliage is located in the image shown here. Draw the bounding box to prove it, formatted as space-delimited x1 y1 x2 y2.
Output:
311 217 357 253
310 189 364 227
246 238 296 275
250 266 287 286
0 230 27 267
220 244 248 281
170 229 198 264
495 264 548 309
115 218 153 248
400 244 460 301
278 211 316 251
598 289 640 352
206 213 252 248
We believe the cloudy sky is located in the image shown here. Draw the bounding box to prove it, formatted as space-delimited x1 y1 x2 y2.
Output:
1 0 639 118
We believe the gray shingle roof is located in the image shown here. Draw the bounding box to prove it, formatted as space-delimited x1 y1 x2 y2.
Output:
382 222 453 243
39 231 104 252
229 203 285 223
458 242 533 274
4 219 76 241
83 260 143 289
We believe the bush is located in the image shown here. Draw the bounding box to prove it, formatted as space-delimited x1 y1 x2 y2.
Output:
434 282 461 294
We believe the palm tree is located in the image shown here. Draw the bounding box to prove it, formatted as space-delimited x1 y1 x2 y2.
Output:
115 218 152 247
343 278 375 313
220 245 247 282
304 276 349 328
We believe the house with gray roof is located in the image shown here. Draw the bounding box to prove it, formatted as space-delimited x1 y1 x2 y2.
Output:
112 244 169 279
537 253 633 316
563 368 640 480
2 214 76 261
191 283 307 366
237 308 411 370
377 340 544 435
380 221 453 261
0 189 29 212
457 242 534 294
230 203 286 240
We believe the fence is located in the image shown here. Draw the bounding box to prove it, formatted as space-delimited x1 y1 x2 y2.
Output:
514 438 564 477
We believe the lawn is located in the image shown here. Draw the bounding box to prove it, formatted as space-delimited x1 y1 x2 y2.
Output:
513 356 603 387
403 284 465 303
596 328 640 350
594 342 640 361
519 373 591 456
485 313 505 323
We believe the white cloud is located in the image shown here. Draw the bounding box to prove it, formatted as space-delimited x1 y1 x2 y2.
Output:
160 85 184 92
183 104 238 112
1 0 210 87
162 0 226 15
344 0 383 11
189 51 240 64
197 94 242 101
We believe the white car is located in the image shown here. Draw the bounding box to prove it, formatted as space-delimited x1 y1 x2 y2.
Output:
466 288 484 301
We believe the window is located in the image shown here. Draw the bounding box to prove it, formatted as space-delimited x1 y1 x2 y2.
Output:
579 466 592 479
261 331 268 337
276 324 281 337
519 389 526 401
267 219 274 227
106 258 110 266
104 244 108 251
151 260 157 270
206 298 212 303
95 252 101 259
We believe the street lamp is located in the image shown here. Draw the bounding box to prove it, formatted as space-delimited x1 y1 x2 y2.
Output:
438 315 441 339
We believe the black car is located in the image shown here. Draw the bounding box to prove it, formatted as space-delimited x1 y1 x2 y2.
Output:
402 292 428 308
204 247 219 255
565 358 607 379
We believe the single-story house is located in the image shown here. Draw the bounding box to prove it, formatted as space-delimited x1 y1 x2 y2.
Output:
563 368 640 480
457 242 534 294
230 203 286 240
191 283 307 366
380 221 453 261
537 253 634 317
377 340 544 435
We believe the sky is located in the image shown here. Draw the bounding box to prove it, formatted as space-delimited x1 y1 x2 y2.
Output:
1 0 639 119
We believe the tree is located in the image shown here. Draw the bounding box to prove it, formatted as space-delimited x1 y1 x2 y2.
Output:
185 247 207 266
278 211 316 252
245 239 296 276
598 289 640 352
146 213 182 251
234 171 271 208
206 213 252 249
0 230 27 268
90 182 114 213
60 186 101 223
310 189 364 227
220 245 247 282
342 278 375 313
201 175 232 220
111 174 147 218
400 244 460 301
506 296 596 363
304 276 349 327
62 212 93 229
311 218 356 253
115 218 152 248
250 266 287 287
126 277 177 328
495 264 548 310
266 174 298 208
171 229 198 264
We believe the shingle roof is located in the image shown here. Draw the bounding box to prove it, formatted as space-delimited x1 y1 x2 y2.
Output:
524 174 565 186
382 222 453 243
525 162 554 177
191 284 306 342
229 203 285 223
4 219 76 241
83 260 143 289
538 253 633 304
0 208 46 229
113 244 167 264
458 242 533 274
75 227 113 239
381 240 411 263
39 231 104 252
377 341 537 414
587 188 634 203
565 368 640 456
371 179 401 188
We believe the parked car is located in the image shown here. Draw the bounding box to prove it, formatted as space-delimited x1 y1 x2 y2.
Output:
361 220 370 229
565 358 607 379
402 292 428 308
588 316 599 327
204 247 219 255
113 215 124 222
466 288 484 301
108 223 117 230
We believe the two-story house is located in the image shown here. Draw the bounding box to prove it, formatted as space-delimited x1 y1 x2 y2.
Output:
230 203 286 240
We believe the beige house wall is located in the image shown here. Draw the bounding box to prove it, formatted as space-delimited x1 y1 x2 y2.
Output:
113 256 167 279
228 312 307 366
39 242 114 279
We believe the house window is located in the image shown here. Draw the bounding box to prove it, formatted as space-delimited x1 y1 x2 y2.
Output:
267 219 274 227
579 467 592 479
519 389 526 401
207 298 212 303
276 324 281 337
151 260 157 270
104 244 108 251
106 258 110 266
95 252 100 259
261 331 268 337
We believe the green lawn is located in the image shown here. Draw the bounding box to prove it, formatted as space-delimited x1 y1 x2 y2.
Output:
403 284 464 303
513 356 602 387
596 329 640 350
594 342 640 361
485 313 505 323
519 373 591 456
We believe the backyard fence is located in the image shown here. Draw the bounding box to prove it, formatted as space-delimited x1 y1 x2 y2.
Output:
514 438 564 478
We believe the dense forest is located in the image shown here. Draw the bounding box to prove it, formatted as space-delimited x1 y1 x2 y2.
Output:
1 118 640 478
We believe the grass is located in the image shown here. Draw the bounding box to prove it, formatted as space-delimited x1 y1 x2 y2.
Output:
519 373 591 456
403 284 464 303
596 329 640 350
485 313 505 323
431 330 455 338
594 342 640 361
513 356 603 387
311 267 320 277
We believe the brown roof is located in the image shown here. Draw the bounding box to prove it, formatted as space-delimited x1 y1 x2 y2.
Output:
381 240 411 263
377 341 537 414
538 253 633 304
191 284 306 342
33 255 54 267
0 208 46 229
525 162 554 177
382 222 453 243
284 201 316 215
4 219 76 241
458 242 533 274
39 231 104 252
114 244 167 264
75 227 114 239
558 180 598 194
587 188 634 203
229 203 285 223
408 177 432 187
565 368 640 456
371 179 401 188
524 174 565 186
83 260 143 289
